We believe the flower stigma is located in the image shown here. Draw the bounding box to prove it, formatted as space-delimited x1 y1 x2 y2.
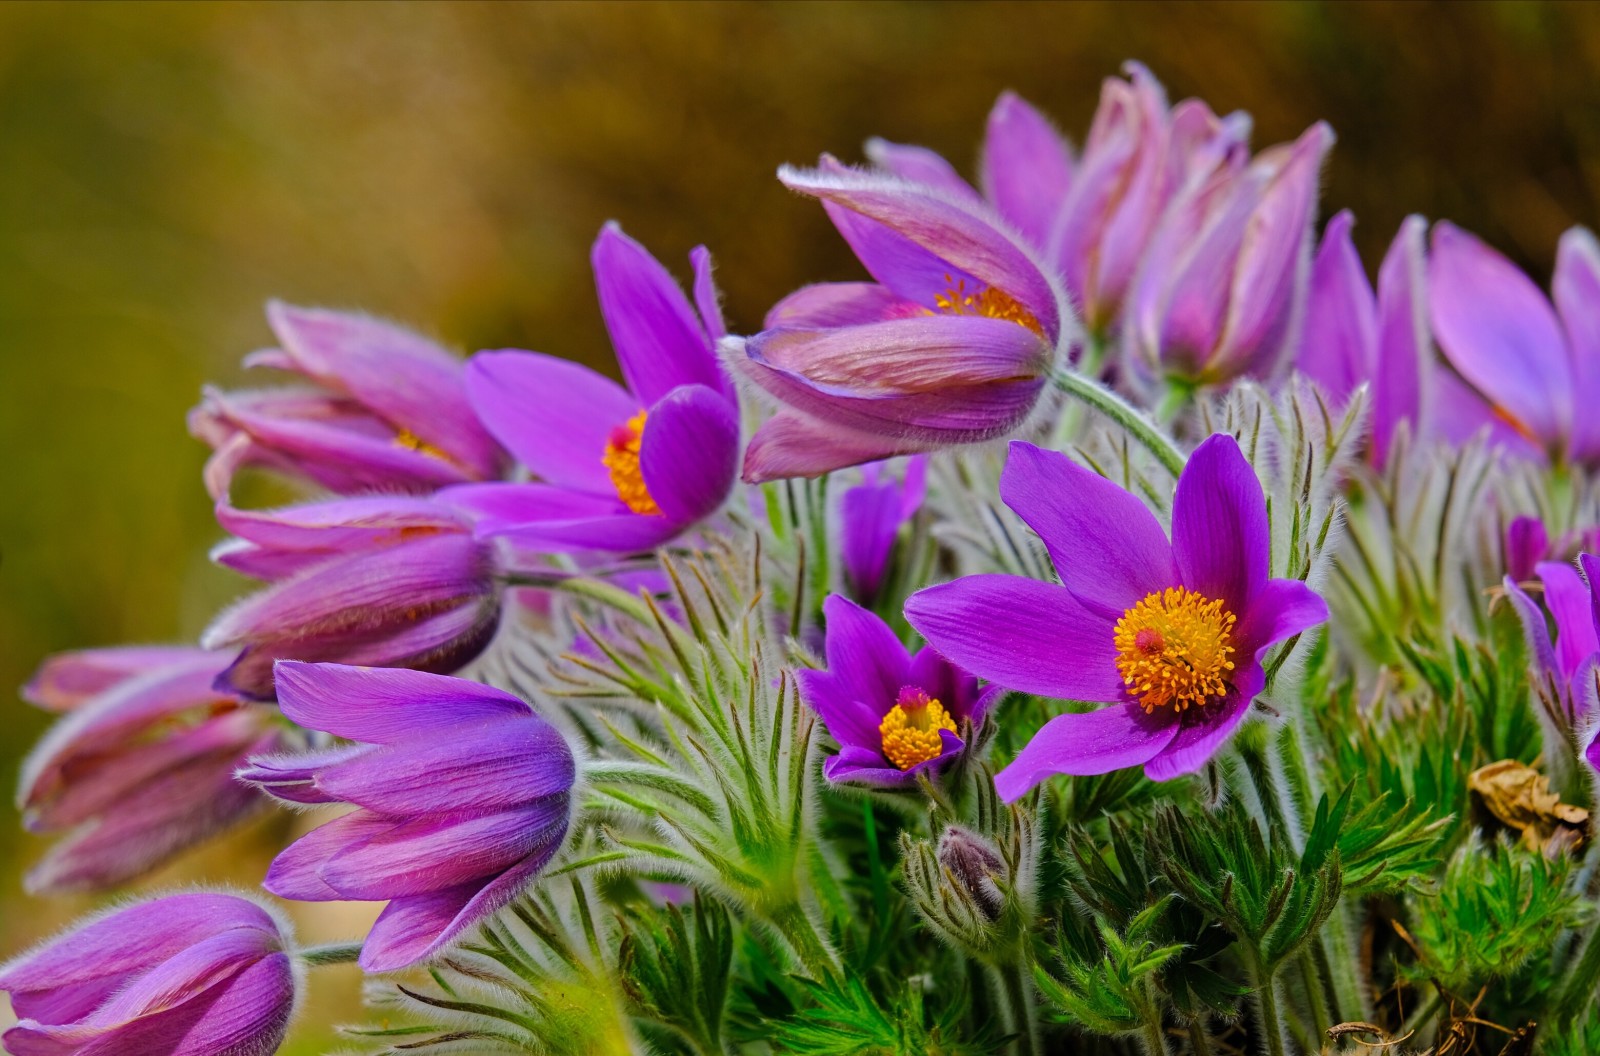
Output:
932 277 1044 336
879 685 958 770
1113 586 1237 713
601 410 662 516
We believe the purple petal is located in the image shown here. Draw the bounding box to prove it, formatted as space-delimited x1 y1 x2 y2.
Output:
741 411 922 483
763 282 921 330
271 661 528 744
237 743 369 805
212 496 469 580
840 474 904 604
994 704 1176 801
1540 560 1600 681
864 138 980 200
1299 210 1375 402
981 91 1074 248
798 596 912 752
1145 663 1263 781
1506 517 1550 584
592 223 731 406
823 744 913 786
1371 215 1429 465
690 245 727 343
265 810 393 901
1235 577 1329 658
1554 226 1600 461
904 575 1123 702
1505 576 1561 687
22 646 212 713
463 350 635 493
999 441 1176 619
640 384 739 525
1171 434 1268 617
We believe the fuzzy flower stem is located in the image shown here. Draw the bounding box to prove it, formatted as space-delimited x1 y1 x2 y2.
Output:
767 900 841 982
1555 921 1600 1025
1047 365 1186 478
298 941 364 967
990 960 1041 1056
1186 1019 1214 1056
502 571 658 626
1247 956 1288 1056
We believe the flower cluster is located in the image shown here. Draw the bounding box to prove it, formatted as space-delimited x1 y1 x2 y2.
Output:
10 62 1600 1056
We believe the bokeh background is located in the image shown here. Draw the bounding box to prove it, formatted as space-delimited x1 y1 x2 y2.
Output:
3 1 1599 1049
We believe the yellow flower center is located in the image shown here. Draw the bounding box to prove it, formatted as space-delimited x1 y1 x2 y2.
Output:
394 428 453 462
1113 587 1238 714
932 278 1044 336
879 686 958 771
601 411 661 516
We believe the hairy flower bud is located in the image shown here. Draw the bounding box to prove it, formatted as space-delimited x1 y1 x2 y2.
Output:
937 826 1006 922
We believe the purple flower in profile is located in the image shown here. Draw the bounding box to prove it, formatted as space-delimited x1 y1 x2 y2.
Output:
0 892 296 1056
190 302 505 502
1428 222 1600 464
905 436 1327 798
1125 122 1334 385
839 456 927 606
203 497 501 700
798 595 999 786
1504 554 1600 729
442 225 738 554
18 647 285 893
240 663 574 972
736 159 1069 482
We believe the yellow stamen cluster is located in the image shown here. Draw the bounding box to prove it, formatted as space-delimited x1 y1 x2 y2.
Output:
601 410 662 516
394 429 453 462
879 686 958 771
1113 587 1238 714
933 278 1045 336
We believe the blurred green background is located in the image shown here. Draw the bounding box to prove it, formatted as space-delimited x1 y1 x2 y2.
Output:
3 1 1599 1049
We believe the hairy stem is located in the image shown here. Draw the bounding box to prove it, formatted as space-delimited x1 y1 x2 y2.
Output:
1555 920 1600 1025
1186 1018 1214 1056
767 900 840 982
1048 366 1186 477
1251 964 1287 1056
298 941 364 967
990 960 1041 1056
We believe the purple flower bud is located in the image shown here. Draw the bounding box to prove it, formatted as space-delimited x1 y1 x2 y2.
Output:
1506 516 1551 584
18 648 284 892
1505 553 1600 731
0 892 296 1056
839 456 926 607
202 497 501 700
189 302 505 503
937 826 1006 921
240 663 575 972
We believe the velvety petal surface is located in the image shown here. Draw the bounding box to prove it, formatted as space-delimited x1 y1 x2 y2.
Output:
994 704 1176 801
639 384 739 525
1171 434 1268 616
981 91 1074 247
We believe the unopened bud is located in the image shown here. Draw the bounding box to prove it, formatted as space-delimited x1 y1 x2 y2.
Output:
938 826 1005 921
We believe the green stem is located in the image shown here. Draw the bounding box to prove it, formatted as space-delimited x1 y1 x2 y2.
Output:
1154 377 1196 426
502 571 657 625
1397 989 1439 1044
767 900 840 982
1048 366 1186 477
1298 951 1332 1040
1186 1018 1213 1056
1251 964 1287 1056
990 961 1041 1056
1555 920 1600 1024
298 941 364 967
1137 1003 1169 1056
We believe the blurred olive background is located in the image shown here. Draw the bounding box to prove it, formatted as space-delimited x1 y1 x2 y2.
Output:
3 0 1599 1049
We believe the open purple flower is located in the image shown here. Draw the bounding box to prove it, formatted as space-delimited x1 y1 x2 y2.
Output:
203 497 501 700
905 435 1327 798
1505 555 1600 729
736 159 1069 481
798 595 998 786
241 662 574 972
18 647 285 893
1428 222 1600 464
0 892 296 1056
839 456 927 607
190 302 505 502
441 224 738 554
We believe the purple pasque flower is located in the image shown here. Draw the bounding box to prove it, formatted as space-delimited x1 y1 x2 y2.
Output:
1125 121 1334 386
736 158 1070 482
839 455 927 607
203 496 501 700
0 892 296 1056
905 435 1328 798
240 663 574 972
22 644 217 712
1505 516 1552 584
190 302 505 502
798 595 999 786
1428 222 1600 464
18 647 285 893
1504 554 1600 729
440 225 738 554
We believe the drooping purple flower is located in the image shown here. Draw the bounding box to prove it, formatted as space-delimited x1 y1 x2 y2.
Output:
1125 121 1334 385
441 225 738 555
736 159 1070 481
905 435 1327 798
240 662 574 972
839 456 927 607
190 302 505 502
203 497 501 700
0 892 296 1056
1505 555 1600 730
1428 223 1600 464
18 647 285 893
798 595 999 786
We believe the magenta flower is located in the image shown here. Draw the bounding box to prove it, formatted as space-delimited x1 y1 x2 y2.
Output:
799 596 999 786
203 496 501 700
1505 554 1600 728
190 302 505 502
441 225 738 554
839 456 927 606
1428 222 1600 463
905 436 1327 798
737 159 1069 481
0 892 296 1056
18 647 284 893
1124 122 1334 385
241 663 574 972
1505 516 1552 584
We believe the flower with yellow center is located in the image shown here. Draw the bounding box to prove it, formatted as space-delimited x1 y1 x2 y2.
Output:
600 411 661 516
932 278 1046 336
1113 586 1237 714
879 686 958 771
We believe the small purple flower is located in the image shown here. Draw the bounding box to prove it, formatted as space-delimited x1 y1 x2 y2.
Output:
442 224 738 554
1505 516 1552 584
736 158 1069 481
240 663 575 972
839 456 927 606
190 302 505 502
1125 122 1334 385
18 647 285 893
1505 554 1600 729
905 436 1327 798
203 497 501 700
1428 222 1600 464
0 892 296 1056
798 595 998 786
